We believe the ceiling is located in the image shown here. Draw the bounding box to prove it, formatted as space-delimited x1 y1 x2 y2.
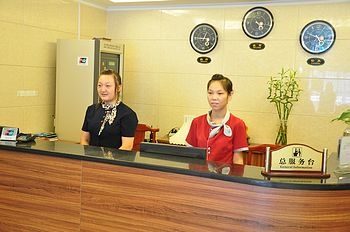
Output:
80 0 334 10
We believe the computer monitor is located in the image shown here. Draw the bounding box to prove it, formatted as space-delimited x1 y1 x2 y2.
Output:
140 142 207 159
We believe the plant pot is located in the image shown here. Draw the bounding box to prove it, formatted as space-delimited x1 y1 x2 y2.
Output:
276 120 288 145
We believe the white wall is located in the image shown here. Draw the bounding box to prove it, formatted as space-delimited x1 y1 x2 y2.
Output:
107 2 350 153
0 0 106 133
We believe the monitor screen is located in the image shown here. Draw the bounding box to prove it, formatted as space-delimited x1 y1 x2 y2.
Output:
140 142 207 159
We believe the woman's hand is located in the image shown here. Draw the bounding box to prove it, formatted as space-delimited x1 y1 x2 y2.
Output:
80 131 90 145
233 151 244 165
119 137 134 150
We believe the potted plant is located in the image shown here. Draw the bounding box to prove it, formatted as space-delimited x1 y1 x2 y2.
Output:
332 109 350 136
267 68 302 145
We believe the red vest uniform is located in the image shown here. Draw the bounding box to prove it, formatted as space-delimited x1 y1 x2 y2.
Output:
186 114 248 164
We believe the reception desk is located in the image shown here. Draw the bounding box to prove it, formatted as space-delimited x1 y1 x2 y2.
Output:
0 140 349 231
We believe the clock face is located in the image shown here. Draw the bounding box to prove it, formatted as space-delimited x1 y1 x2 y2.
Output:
242 7 274 39
300 20 336 54
189 23 218 54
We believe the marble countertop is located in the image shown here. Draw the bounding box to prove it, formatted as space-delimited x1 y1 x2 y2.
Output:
0 139 349 190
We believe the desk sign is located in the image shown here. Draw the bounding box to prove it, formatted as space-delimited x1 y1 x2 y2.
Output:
261 144 330 178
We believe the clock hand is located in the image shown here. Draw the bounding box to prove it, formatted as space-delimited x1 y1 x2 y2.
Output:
205 38 210 46
202 32 208 40
307 33 320 41
255 21 265 30
307 33 326 46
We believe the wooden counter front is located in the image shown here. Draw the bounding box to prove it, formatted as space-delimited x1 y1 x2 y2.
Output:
0 149 81 231
1 145 350 231
81 161 350 231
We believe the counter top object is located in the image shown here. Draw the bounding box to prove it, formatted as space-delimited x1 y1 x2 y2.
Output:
262 143 330 178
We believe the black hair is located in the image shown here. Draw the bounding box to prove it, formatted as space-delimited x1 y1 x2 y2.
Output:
207 74 233 94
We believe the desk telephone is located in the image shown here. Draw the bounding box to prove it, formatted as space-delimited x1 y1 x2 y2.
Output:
17 133 36 142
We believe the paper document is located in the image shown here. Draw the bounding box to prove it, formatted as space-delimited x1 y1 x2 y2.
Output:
339 136 350 166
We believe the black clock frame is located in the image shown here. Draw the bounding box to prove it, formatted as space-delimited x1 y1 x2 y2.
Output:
189 23 218 54
299 20 336 55
242 6 274 39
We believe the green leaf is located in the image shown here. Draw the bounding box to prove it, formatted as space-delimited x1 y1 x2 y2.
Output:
332 109 350 125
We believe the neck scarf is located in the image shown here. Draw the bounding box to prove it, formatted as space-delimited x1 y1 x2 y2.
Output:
207 110 232 139
98 100 121 136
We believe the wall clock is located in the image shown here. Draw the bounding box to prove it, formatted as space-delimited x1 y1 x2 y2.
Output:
189 23 218 54
242 7 274 39
299 20 336 54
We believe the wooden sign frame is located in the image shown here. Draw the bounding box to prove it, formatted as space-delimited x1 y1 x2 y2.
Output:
261 144 330 178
